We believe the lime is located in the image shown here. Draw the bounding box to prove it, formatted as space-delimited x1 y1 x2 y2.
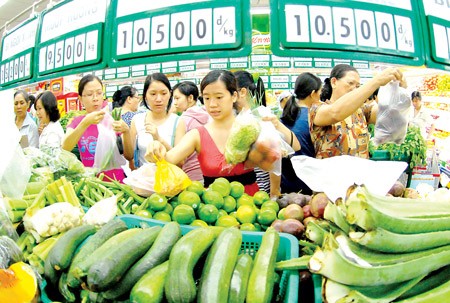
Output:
240 223 257 231
202 189 224 209
236 205 257 224
229 211 238 219
257 208 277 226
210 178 231 197
178 190 201 210
223 196 237 213
253 191 270 207
162 203 173 215
135 209 153 219
253 223 262 231
186 180 205 196
278 208 286 220
191 219 208 228
153 211 172 222
172 204 196 225
215 215 239 227
147 193 168 211
218 209 228 218
261 200 280 213
230 181 245 199
197 204 219 224
237 194 254 208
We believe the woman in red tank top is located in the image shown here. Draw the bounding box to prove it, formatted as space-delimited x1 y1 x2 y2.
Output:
145 70 259 195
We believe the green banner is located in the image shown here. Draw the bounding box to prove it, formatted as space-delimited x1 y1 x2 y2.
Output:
270 0 425 66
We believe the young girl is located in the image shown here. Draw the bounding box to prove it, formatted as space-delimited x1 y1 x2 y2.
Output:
145 70 260 195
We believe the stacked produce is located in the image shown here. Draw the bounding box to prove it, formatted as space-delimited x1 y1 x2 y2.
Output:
302 184 450 302
42 217 289 303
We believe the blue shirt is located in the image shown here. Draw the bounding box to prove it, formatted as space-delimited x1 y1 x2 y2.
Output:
289 107 315 157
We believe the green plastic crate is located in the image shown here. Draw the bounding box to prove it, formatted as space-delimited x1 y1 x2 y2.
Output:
120 214 299 303
41 215 299 303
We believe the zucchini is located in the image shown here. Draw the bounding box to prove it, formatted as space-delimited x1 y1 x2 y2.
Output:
58 272 76 302
87 226 162 291
130 261 169 303
165 227 217 303
228 254 253 303
66 219 127 288
198 227 242 303
246 227 280 303
44 224 96 275
102 222 181 300
71 228 141 281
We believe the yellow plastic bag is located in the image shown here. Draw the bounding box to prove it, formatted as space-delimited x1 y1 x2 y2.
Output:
154 158 192 197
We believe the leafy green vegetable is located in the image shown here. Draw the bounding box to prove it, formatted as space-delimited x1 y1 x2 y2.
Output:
111 108 122 121
369 126 427 168
60 110 86 132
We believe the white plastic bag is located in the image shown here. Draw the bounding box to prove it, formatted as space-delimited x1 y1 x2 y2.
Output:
93 111 126 171
290 155 408 202
123 163 156 197
373 82 411 145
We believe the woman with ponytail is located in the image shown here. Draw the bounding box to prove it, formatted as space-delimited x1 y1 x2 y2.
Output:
111 85 141 126
310 64 403 159
279 72 322 194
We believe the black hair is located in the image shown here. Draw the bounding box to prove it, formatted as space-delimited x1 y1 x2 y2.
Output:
28 94 36 109
78 74 103 96
112 85 138 109
35 91 60 122
200 70 237 96
172 81 199 101
143 73 172 112
14 90 30 102
368 88 379 101
281 72 322 126
411 91 422 100
233 70 266 106
197 96 204 105
320 64 358 101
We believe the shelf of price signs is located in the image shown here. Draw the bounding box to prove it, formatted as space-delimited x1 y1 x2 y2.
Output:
270 0 424 66
107 0 251 67
35 0 108 77
418 0 450 71
0 18 38 87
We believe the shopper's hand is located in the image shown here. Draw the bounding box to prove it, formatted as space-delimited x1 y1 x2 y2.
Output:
38 123 47 135
375 67 403 87
112 119 129 134
262 115 281 129
145 140 166 163
144 122 160 140
83 110 105 126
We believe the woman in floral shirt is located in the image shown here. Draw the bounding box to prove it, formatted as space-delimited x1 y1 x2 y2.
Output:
309 64 403 159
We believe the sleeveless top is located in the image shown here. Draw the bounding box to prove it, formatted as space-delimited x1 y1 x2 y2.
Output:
197 126 259 195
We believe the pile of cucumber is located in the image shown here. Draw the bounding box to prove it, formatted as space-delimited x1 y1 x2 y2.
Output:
43 218 282 303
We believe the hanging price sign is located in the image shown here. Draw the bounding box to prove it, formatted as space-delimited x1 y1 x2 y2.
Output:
270 0 424 66
0 18 38 87
107 0 251 67
35 0 107 78
418 0 450 71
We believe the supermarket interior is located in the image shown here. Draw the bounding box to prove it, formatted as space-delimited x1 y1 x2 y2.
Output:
1 1 450 303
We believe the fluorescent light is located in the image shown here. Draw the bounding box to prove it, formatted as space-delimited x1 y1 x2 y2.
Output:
0 0 9 8
251 7 270 15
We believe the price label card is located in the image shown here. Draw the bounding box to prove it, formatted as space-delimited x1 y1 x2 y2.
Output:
0 18 38 86
108 0 251 67
36 0 107 77
270 0 424 66
418 0 450 70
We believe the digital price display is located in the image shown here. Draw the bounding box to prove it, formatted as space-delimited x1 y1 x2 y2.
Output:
36 0 107 77
0 18 38 87
418 0 450 71
107 0 251 67
270 0 424 66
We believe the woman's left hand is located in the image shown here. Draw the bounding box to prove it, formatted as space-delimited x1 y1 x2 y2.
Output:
262 115 281 129
112 120 129 134
145 122 160 140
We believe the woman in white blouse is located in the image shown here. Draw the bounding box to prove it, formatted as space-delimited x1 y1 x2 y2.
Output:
35 91 65 149
14 90 39 148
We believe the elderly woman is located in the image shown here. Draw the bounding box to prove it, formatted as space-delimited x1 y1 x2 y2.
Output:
14 90 39 148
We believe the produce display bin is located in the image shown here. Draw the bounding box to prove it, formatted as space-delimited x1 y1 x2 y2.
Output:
120 214 299 303
41 214 299 303
312 274 323 303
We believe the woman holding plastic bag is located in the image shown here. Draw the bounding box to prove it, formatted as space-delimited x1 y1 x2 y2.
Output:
145 70 262 196
309 64 404 159
62 75 129 182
